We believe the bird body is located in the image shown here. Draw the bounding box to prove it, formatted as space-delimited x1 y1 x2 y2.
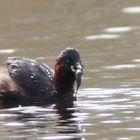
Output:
0 48 83 104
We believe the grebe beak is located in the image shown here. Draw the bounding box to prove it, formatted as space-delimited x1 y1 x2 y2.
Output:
75 63 83 94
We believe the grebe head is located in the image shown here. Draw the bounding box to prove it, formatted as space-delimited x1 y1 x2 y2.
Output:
54 48 83 93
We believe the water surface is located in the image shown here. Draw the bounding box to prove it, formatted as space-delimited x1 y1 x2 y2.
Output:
0 0 140 140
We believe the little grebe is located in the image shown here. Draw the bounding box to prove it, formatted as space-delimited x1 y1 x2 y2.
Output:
0 48 83 103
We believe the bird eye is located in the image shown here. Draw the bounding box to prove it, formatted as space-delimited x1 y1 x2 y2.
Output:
71 65 76 72
66 59 70 63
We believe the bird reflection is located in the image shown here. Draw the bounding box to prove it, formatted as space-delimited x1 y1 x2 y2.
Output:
55 99 85 139
0 97 85 140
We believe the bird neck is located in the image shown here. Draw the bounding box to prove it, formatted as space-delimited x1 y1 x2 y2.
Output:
54 63 75 93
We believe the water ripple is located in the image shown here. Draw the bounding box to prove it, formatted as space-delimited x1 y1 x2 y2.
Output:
0 49 16 54
5 122 24 127
104 64 138 70
123 7 140 13
85 34 119 40
104 27 133 33
101 120 122 124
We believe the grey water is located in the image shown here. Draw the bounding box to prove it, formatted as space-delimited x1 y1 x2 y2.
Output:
0 0 140 139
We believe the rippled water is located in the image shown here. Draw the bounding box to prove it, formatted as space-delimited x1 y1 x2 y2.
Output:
0 0 140 140
1 88 140 140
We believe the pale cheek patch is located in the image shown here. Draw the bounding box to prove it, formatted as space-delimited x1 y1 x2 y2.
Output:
71 65 76 73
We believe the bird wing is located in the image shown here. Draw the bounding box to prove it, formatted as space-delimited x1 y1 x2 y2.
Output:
6 57 55 97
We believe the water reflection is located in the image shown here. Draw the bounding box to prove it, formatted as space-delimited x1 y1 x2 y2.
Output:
0 87 140 139
123 7 140 13
104 27 133 33
0 0 140 139
104 64 138 70
0 99 85 140
0 49 16 54
85 34 119 40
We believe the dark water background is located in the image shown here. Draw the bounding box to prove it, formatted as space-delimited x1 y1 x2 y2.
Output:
0 0 140 139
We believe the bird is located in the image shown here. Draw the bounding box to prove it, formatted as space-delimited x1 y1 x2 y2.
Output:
0 48 83 104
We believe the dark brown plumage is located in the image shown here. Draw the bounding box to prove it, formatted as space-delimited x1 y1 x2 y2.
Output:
0 48 83 103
